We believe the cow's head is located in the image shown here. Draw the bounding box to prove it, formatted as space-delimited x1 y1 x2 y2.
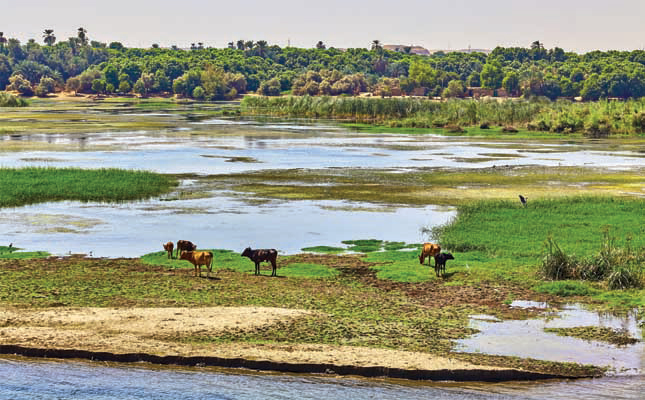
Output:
418 253 425 265
241 247 252 257
443 252 455 261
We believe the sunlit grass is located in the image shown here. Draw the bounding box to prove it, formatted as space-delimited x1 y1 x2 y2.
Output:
0 167 177 208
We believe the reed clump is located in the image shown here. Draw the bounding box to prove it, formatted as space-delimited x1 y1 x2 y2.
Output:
242 96 645 136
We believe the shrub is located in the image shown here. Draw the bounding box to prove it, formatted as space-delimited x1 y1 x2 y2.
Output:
0 91 28 107
541 237 577 280
607 266 643 290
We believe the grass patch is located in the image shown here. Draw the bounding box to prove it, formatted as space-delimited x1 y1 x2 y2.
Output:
533 281 599 297
544 326 639 346
0 246 49 259
301 246 346 254
0 167 177 208
279 263 340 279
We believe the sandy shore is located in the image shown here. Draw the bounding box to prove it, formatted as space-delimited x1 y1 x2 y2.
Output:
0 306 503 373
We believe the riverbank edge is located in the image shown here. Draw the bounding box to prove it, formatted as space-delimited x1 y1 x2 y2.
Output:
0 345 588 382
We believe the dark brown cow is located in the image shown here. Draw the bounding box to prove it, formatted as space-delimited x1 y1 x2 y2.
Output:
176 240 196 259
241 247 278 276
179 250 214 277
419 242 441 267
433 252 454 277
163 242 174 259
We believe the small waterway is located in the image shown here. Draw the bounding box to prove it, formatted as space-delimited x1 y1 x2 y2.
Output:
456 301 644 375
1 357 643 399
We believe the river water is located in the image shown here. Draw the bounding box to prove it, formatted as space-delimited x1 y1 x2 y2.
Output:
1 108 644 397
1 357 643 399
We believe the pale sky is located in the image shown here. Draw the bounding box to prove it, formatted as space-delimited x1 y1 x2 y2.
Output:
1 0 644 53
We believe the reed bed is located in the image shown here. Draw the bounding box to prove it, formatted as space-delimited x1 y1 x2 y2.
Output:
242 96 645 136
0 167 177 208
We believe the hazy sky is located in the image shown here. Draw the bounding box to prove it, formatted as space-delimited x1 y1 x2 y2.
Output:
1 0 644 53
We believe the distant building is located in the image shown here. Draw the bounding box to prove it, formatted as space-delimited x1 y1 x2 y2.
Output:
383 45 431 56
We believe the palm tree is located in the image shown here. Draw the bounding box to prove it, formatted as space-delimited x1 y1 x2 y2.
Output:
42 29 56 46
530 40 544 50
236 40 245 50
227 41 235 49
197 42 204 49
255 40 268 57
0 32 7 49
77 27 88 46
316 40 326 49
371 39 382 52
244 40 254 51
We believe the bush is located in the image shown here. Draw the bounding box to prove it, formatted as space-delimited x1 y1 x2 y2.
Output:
0 91 28 107
632 111 645 133
192 86 205 100
6 74 34 96
541 237 577 280
257 78 281 96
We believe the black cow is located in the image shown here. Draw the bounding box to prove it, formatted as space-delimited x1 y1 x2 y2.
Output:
176 240 197 259
433 252 454 277
241 247 278 276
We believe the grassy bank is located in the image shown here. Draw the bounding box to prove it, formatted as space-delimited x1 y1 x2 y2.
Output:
242 96 645 137
0 92 29 107
433 197 645 308
0 167 177 208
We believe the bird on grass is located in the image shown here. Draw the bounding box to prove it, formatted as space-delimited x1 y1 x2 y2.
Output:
518 195 528 207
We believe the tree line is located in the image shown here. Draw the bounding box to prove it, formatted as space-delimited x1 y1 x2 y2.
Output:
2 29 645 101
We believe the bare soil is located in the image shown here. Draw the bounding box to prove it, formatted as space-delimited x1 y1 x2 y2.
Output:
0 306 497 372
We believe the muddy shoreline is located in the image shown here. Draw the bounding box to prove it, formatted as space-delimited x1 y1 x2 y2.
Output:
0 344 578 382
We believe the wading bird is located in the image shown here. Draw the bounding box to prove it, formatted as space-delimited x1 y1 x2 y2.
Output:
519 195 528 207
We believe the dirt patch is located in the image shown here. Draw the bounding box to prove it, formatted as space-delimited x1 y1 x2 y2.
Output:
0 305 501 373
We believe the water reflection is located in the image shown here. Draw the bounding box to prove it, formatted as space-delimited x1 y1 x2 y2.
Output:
456 302 644 375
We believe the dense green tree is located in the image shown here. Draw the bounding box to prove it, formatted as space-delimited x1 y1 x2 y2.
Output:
442 79 465 98
480 60 504 89
408 61 437 88
316 41 326 49
502 71 520 95
103 64 119 88
0 54 12 88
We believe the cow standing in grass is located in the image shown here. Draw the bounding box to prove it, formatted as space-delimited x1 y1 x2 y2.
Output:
163 242 174 259
419 242 441 268
176 240 197 259
180 250 214 277
241 247 278 276
433 252 454 277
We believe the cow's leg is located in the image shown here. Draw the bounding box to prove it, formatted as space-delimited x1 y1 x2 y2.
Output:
255 262 260 275
271 260 277 277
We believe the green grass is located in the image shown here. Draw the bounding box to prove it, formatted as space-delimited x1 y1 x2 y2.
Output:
0 246 49 259
432 197 645 308
0 167 177 208
279 263 340 279
533 281 600 297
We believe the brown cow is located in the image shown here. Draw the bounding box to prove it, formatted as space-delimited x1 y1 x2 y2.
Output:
419 242 441 267
180 250 214 277
163 242 174 259
176 240 197 259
